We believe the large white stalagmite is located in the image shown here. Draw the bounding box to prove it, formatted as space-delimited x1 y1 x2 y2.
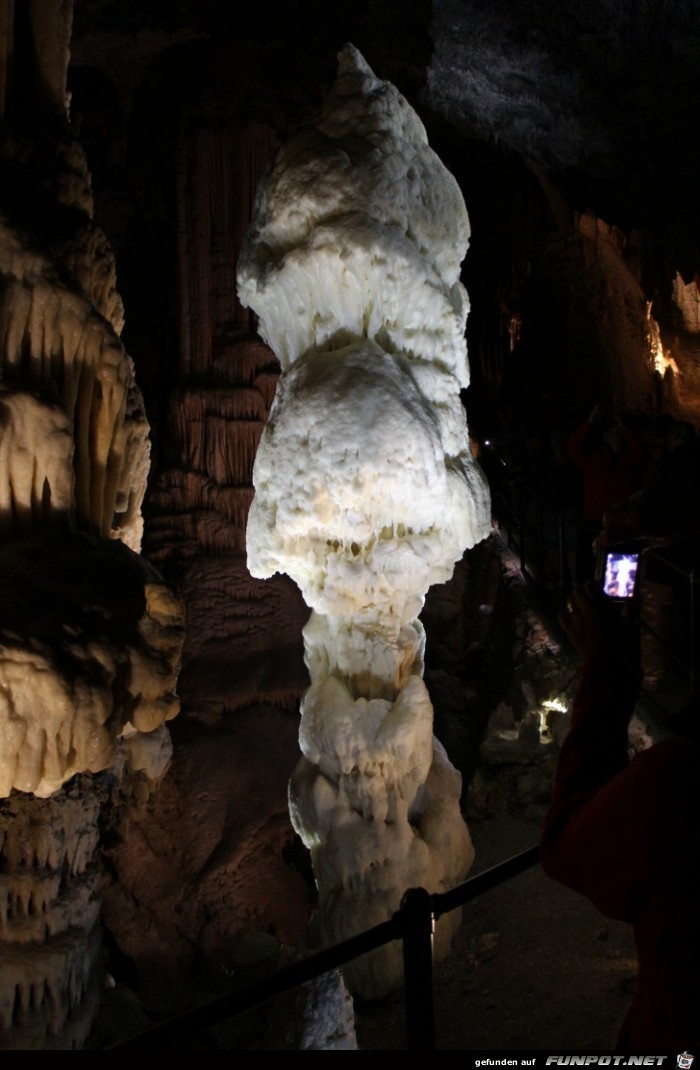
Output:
238 45 490 997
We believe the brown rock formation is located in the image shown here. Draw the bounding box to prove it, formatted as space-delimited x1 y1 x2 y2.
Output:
0 0 182 1048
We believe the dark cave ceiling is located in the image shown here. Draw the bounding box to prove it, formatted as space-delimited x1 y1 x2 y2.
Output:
71 0 700 265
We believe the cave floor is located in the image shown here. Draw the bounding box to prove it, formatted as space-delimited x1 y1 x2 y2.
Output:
354 815 636 1052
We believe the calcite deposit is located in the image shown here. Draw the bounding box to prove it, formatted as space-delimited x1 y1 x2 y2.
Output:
0 537 182 800
238 45 490 997
0 1 183 1048
0 780 105 1048
0 209 150 547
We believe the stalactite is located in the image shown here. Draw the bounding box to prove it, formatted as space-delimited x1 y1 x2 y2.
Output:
0 779 104 1050
0 243 148 546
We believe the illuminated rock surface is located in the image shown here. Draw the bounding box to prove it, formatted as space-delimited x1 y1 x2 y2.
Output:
0 3 183 1049
0 537 182 799
239 45 490 997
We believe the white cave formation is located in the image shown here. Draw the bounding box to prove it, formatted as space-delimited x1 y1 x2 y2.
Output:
238 44 490 998
0 3 183 1048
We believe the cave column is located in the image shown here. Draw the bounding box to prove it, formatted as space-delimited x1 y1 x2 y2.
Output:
238 46 490 997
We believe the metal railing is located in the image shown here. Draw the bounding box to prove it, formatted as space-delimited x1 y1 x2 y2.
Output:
115 451 690 1051
107 846 540 1051
108 464 697 1050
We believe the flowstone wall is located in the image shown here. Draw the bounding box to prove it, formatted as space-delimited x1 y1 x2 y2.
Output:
0 0 182 1048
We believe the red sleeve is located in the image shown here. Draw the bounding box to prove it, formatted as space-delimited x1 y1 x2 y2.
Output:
540 657 650 920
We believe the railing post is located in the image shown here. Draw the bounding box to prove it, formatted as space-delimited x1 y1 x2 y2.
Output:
401 886 435 1051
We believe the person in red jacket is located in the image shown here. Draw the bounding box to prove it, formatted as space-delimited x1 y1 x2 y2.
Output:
566 405 645 525
540 583 700 1050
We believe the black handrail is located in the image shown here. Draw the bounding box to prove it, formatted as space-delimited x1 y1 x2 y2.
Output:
107 915 401 1050
107 845 540 1051
435 845 540 917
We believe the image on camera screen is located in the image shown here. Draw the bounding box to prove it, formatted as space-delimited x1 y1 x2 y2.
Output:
603 553 639 599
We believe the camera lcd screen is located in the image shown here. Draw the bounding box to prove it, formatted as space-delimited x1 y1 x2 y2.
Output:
603 552 639 599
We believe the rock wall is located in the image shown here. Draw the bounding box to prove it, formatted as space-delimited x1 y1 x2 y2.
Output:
0 0 182 1048
59 0 700 1028
89 40 319 1001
